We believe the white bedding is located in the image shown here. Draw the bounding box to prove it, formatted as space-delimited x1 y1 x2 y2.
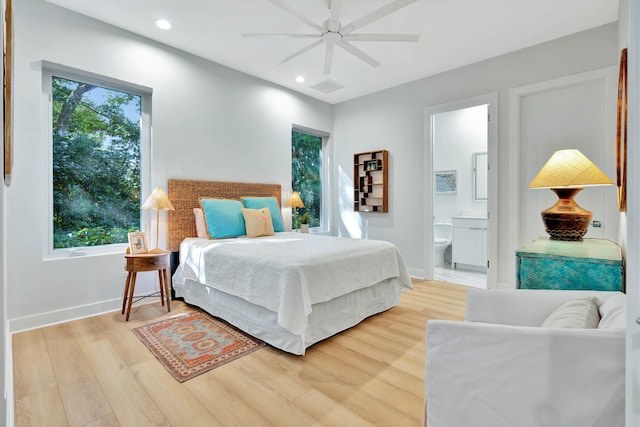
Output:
172 232 412 336
175 276 402 355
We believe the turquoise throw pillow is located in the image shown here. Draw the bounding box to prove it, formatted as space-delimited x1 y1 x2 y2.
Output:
241 197 285 232
199 198 246 238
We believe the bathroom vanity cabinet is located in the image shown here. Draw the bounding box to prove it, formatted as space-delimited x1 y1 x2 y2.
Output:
452 217 487 271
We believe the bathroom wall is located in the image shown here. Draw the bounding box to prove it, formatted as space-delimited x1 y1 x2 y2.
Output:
433 104 489 224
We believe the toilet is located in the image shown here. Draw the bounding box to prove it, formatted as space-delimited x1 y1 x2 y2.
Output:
434 223 453 268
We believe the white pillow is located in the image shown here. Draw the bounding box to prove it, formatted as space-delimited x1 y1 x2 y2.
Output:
542 296 600 329
598 293 626 329
193 208 208 238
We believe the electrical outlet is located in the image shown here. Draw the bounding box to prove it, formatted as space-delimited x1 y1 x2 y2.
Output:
592 220 602 228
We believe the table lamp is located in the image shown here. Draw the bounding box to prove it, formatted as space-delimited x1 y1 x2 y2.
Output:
285 191 305 230
141 187 175 252
528 149 613 241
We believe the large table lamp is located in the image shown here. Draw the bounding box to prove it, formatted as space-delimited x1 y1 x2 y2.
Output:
141 187 175 253
528 149 613 241
285 191 305 230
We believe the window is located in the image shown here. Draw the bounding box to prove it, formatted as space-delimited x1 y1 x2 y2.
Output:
45 65 151 253
291 126 329 230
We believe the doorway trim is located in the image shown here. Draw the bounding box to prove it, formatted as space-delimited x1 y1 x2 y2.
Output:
507 66 617 287
424 92 498 288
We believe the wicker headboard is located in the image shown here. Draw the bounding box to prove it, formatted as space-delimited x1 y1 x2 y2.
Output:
167 179 282 251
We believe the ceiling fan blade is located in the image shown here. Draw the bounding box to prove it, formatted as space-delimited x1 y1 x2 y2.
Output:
327 0 341 32
341 0 418 34
324 43 335 74
337 40 380 68
242 33 320 39
277 39 324 65
268 0 325 33
342 33 420 42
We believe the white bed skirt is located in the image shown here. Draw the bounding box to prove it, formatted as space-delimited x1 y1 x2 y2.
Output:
174 277 402 355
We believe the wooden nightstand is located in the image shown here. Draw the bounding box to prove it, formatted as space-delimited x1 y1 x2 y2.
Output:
122 252 171 321
516 238 624 291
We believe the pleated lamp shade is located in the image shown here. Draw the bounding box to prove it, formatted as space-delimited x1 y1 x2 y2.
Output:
141 187 174 252
528 149 613 189
141 187 175 211
528 149 613 241
285 191 305 209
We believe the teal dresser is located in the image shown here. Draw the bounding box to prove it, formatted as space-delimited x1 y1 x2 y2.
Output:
516 238 624 291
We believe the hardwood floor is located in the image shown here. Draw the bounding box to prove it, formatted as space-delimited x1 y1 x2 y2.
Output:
13 280 467 427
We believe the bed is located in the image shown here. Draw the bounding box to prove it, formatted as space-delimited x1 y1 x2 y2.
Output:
168 179 412 355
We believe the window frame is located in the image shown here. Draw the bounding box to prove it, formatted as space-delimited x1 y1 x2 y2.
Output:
42 62 152 258
291 124 331 234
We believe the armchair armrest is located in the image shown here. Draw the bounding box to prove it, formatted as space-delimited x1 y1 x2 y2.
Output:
425 319 625 427
464 288 622 326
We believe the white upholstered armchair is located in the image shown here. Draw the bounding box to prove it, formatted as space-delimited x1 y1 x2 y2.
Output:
424 288 626 427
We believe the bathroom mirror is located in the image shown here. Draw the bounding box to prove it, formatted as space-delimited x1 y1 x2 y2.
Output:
473 151 488 201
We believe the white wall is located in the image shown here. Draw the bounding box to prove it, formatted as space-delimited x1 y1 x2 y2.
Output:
619 1 640 425
2 0 10 420
1 0 6 419
334 23 619 283
8 0 333 330
1 171 5 426
433 105 488 224
511 68 618 247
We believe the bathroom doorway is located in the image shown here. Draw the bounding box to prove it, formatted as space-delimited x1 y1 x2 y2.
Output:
424 94 498 288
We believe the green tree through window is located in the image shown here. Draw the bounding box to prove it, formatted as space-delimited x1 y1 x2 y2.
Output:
52 76 142 248
292 130 322 228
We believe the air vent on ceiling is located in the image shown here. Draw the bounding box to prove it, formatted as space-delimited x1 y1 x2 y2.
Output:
311 79 344 93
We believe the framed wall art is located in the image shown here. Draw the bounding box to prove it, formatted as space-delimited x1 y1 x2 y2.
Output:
435 170 457 195
616 48 627 212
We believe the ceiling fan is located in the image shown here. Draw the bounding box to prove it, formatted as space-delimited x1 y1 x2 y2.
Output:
242 0 420 75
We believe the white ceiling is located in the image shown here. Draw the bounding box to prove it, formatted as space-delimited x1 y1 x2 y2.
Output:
44 0 619 104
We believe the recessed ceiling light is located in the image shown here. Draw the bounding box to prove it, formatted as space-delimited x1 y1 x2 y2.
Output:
154 19 173 30
296 76 305 83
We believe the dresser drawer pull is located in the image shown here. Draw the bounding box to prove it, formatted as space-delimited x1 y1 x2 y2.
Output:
151 261 158 265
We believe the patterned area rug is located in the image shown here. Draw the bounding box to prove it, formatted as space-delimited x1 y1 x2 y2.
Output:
132 311 265 382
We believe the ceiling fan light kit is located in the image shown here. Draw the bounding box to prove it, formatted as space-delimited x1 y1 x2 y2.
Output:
242 0 421 75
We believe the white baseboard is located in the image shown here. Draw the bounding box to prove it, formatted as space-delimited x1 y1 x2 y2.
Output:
9 297 143 334
407 268 425 279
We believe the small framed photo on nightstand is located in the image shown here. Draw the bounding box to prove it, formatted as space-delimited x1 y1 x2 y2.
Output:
127 231 148 254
